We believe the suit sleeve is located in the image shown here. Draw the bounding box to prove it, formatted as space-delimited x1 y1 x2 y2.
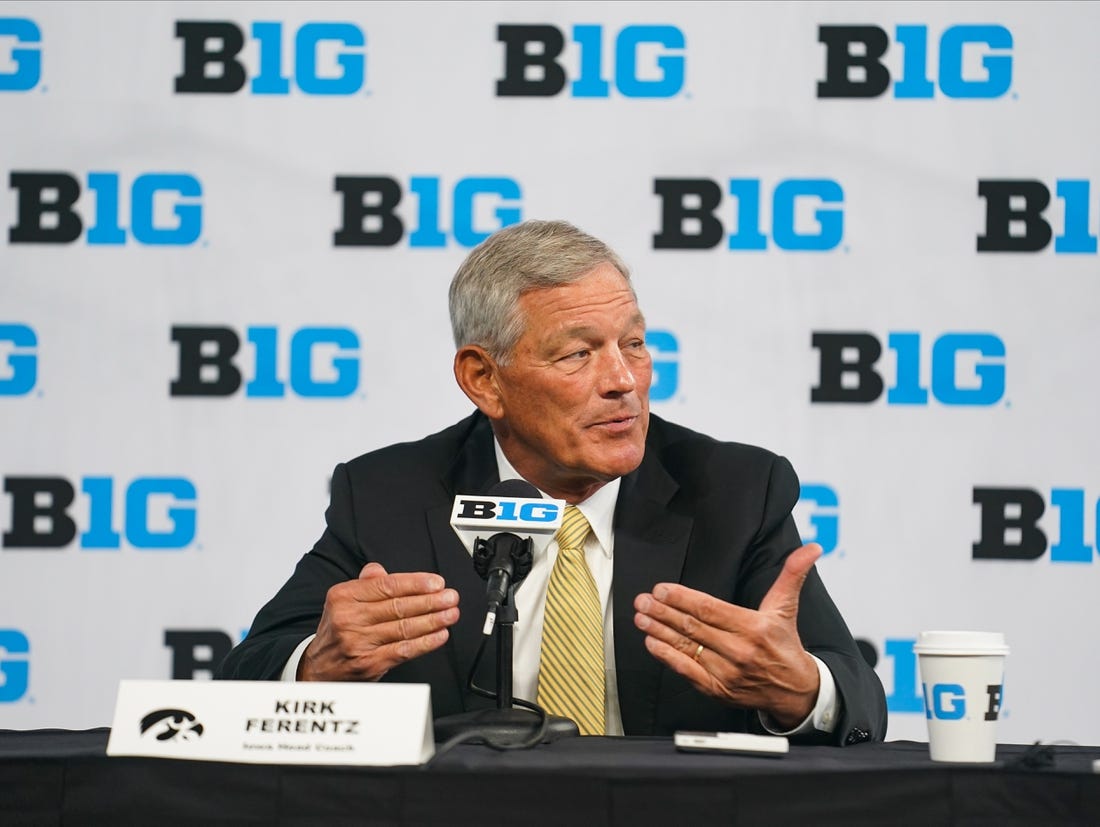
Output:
740 455 889 746
216 463 365 680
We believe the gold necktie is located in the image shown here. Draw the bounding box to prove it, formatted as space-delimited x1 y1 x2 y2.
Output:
537 505 605 735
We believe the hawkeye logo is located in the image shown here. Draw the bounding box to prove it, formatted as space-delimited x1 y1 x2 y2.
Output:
141 708 205 741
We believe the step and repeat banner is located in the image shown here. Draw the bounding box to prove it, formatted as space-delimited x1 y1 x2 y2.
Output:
2 1 1098 744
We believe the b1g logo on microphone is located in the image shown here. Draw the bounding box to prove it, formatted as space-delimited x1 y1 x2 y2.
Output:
811 332 1006 406
175 20 366 95
333 175 522 248
0 324 36 396
0 629 30 702
978 180 1098 254
795 484 839 555
452 497 563 529
2 476 197 550
817 24 1013 99
0 18 41 92
654 178 844 251
924 683 1003 722
973 487 1099 563
170 325 360 398
496 24 685 98
8 171 203 245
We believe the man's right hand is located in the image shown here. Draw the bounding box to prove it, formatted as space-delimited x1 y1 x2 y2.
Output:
297 562 460 681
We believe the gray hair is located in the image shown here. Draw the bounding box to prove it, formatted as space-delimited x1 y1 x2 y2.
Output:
449 220 633 363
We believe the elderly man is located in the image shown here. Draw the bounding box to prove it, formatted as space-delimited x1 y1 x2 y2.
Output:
218 220 887 745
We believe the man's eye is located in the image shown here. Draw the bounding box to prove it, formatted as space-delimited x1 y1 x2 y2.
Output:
564 350 590 361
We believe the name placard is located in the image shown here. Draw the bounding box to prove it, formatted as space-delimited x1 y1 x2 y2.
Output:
106 680 433 766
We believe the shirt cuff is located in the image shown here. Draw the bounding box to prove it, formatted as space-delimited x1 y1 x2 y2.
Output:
280 634 316 682
758 655 839 736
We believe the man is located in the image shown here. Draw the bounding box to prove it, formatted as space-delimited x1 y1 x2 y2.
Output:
218 220 887 744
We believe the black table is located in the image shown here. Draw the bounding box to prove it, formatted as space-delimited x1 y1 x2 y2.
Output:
2 729 1098 826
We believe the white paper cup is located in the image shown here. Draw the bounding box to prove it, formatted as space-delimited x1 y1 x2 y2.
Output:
913 631 1009 763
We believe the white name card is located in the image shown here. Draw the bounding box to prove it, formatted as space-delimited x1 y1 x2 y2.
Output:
106 680 434 766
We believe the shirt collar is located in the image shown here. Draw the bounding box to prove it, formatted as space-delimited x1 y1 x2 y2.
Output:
493 439 619 559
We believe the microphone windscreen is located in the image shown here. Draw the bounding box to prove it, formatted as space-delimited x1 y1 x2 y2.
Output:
488 479 541 499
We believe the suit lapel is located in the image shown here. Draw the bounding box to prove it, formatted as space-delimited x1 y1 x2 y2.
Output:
611 443 693 735
426 413 500 708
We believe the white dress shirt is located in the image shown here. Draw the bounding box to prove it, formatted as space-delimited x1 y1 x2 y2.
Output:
282 439 838 736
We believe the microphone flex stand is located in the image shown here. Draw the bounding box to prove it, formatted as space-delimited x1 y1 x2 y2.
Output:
432 583 579 746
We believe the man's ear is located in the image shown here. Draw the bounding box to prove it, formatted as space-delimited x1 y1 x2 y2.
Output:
454 345 505 420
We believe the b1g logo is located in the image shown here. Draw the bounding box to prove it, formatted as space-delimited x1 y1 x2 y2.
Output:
811 332 1006 406
646 330 678 402
496 24 685 98
924 682 1003 722
978 180 1098 254
0 324 36 396
165 630 238 679
333 176 522 248
653 178 844 251
175 21 366 95
973 488 1099 562
795 484 838 555
876 638 922 714
170 325 360 398
864 638 1005 718
2 476 197 550
817 24 1013 99
8 172 203 245
0 629 29 702
0 18 41 92
453 498 562 524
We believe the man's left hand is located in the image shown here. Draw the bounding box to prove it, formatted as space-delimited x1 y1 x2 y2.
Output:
633 543 823 730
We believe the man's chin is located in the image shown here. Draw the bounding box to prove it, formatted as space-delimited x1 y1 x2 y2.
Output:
588 442 646 480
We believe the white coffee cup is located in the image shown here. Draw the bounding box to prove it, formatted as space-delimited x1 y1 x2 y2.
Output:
913 631 1009 763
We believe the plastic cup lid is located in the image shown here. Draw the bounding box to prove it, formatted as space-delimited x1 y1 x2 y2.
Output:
912 630 1009 655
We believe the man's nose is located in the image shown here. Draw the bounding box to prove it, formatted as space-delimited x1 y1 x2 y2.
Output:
597 348 637 395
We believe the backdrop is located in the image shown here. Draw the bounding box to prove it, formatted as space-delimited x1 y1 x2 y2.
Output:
2 0 1098 745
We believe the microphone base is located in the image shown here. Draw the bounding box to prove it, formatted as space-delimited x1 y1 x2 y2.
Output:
433 708 579 745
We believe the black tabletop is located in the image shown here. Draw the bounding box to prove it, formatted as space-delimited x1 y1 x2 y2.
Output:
3 729 1099 826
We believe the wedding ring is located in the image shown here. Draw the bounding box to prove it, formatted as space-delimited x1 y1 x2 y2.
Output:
693 643 704 662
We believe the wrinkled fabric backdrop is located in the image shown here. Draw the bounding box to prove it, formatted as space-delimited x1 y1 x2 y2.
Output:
2 1 1097 745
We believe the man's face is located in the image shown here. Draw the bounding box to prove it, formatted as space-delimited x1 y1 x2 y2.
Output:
490 262 653 503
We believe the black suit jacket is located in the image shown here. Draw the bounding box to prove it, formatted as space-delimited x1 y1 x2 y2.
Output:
218 412 887 745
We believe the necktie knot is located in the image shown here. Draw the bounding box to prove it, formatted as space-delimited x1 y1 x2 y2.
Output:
555 505 592 554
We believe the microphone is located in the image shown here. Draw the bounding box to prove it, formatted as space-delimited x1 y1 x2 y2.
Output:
449 479 565 635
